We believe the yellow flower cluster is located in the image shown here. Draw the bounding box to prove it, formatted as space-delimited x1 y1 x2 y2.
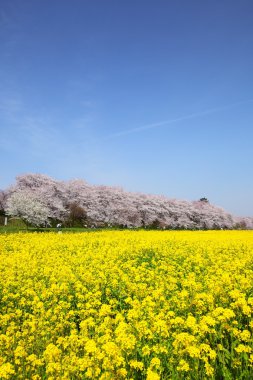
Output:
0 230 253 379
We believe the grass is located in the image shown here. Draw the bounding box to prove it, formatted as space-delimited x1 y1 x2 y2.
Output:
0 226 134 234
0 226 98 233
0 217 104 233
0 218 140 233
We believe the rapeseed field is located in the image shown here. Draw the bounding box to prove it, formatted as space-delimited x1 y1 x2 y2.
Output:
0 231 252 379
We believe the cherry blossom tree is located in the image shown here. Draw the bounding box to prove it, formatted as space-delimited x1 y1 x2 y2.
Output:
3 173 252 229
6 190 51 226
13 173 66 220
0 190 7 214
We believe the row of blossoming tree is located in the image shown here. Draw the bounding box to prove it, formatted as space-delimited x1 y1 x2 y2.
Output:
0 173 252 229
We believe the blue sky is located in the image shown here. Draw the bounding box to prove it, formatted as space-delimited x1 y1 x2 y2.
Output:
0 0 252 216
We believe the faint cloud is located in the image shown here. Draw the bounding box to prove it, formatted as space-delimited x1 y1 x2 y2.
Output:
0 97 23 117
109 98 253 138
0 92 61 157
67 79 92 91
80 100 94 108
0 9 10 27
0 4 23 57
71 116 93 129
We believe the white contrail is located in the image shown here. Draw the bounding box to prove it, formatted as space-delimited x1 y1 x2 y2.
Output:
110 98 253 138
